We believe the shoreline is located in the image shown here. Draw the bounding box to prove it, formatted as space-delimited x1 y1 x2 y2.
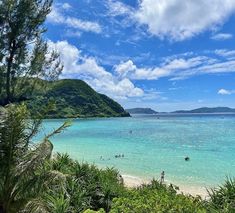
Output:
122 174 209 199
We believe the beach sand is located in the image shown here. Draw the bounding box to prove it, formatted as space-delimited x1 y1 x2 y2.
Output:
122 174 209 199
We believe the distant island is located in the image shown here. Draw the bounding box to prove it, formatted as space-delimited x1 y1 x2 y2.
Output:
172 107 235 113
126 107 235 114
26 79 130 118
126 108 158 114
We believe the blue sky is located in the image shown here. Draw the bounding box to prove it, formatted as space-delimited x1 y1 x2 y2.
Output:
45 0 235 111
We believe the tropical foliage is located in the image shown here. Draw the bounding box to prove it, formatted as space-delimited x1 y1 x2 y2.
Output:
111 180 206 213
0 104 124 212
0 104 69 212
207 177 235 212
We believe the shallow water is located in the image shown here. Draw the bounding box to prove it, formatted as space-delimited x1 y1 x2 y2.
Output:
36 114 235 189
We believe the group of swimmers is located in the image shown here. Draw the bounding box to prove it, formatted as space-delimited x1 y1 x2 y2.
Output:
99 154 125 161
100 156 110 161
115 154 124 158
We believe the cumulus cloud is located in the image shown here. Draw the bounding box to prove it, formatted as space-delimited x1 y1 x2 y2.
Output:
111 0 235 41
114 49 235 81
48 40 143 100
115 56 211 80
211 33 233 40
137 0 235 41
47 5 102 33
218 89 235 95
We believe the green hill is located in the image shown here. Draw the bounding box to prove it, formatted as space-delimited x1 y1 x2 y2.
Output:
26 79 130 118
126 108 158 114
173 107 235 113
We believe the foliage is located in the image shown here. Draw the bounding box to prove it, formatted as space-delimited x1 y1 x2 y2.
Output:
0 0 62 105
47 153 125 212
26 79 130 118
0 104 125 212
21 152 125 213
0 104 68 212
207 177 235 212
110 180 207 213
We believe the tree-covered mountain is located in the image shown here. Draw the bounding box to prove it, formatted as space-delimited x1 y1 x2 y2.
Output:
126 108 158 114
26 79 130 118
173 107 235 113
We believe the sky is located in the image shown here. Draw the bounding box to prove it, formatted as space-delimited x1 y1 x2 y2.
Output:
45 0 235 111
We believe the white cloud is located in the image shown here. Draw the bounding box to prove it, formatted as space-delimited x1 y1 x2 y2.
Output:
115 57 209 80
106 0 133 17
218 89 235 95
47 5 102 34
215 49 235 58
47 40 143 100
114 50 235 81
211 33 233 40
47 40 235 101
134 0 235 41
61 3 72 10
65 17 102 33
47 6 65 23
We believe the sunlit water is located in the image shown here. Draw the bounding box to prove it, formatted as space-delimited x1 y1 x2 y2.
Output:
35 114 235 189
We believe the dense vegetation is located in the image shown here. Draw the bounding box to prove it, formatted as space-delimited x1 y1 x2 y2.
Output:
111 180 206 212
1 104 235 212
25 79 130 118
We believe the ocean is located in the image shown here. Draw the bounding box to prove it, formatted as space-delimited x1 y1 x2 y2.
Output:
36 114 235 189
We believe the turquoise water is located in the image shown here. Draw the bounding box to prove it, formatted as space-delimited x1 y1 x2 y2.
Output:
36 114 235 188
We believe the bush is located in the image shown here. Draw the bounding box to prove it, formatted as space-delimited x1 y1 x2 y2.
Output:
110 180 206 213
207 177 235 212
48 153 125 212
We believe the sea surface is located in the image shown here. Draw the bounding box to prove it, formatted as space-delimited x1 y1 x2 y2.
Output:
36 114 235 189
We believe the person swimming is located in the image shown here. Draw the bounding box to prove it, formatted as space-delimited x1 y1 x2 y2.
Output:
185 156 190 161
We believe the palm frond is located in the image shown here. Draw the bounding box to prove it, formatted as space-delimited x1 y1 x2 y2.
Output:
45 120 72 140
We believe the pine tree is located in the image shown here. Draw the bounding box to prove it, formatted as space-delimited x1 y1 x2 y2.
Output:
0 0 63 105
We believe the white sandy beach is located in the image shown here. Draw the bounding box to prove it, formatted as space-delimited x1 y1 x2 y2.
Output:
122 174 209 199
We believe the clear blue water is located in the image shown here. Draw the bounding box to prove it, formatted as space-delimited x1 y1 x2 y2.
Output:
36 114 235 188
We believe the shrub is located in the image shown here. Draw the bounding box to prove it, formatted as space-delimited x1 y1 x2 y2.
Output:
110 180 206 213
207 177 235 212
